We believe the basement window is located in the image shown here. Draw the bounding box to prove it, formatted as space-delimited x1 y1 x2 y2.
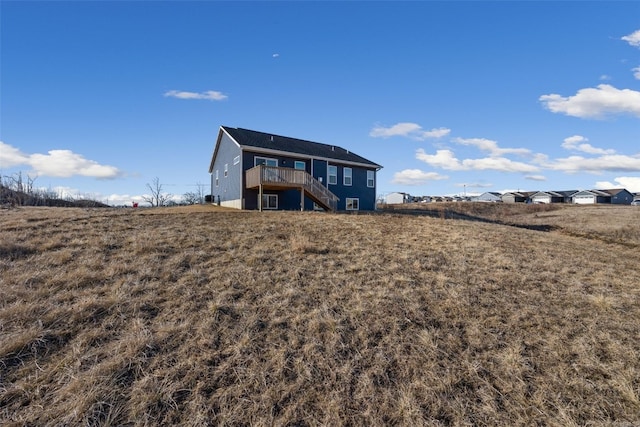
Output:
261 194 278 209
346 198 359 211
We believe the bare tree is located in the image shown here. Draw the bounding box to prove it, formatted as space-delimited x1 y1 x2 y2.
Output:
143 177 172 207
182 191 200 205
196 181 205 205
182 181 206 205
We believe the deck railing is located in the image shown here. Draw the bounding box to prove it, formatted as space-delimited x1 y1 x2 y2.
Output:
246 165 339 211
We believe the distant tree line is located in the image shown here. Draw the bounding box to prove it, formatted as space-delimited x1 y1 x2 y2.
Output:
1 172 208 208
1 172 108 208
143 177 207 207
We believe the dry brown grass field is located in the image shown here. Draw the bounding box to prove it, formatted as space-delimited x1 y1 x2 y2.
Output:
1 204 639 426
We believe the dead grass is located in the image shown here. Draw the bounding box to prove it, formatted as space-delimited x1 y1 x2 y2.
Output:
385 202 640 246
1 205 639 425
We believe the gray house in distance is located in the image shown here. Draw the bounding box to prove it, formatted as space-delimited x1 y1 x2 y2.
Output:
501 191 536 203
208 126 382 211
600 188 634 205
476 192 502 202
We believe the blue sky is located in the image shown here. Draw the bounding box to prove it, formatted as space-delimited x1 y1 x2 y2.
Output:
1 1 639 205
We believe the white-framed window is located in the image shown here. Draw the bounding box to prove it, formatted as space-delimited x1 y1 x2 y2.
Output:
215 170 219 186
346 198 359 211
328 165 337 185
224 163 228 177
255 157 278 167
261 194 278 209
343 167 352 186
233 155 240 165
367 170 375 188
294 161 306 170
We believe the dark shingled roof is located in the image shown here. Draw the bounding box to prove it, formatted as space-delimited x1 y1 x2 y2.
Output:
223 126 381 168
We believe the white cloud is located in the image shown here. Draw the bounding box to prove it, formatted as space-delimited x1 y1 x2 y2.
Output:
416 148 538 173
0 141 29 167
164 90 228 101
622 29 640 48
539 84 640 119
461 157 539 173
599 75 611 81
369 122 450 140
546 154 640 174
0 142 122 179
416 149 463 170
391 169 448 185
453 137 531 157
633 66 640 80
561 135 616 155
525 175 547 181
272 53 280 58
595 177 640 192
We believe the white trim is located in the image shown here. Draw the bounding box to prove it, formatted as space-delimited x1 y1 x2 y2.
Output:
343 167 352 186
215 170 219 187
346 197 359 211
254 156 278 167
261 194 278 209
328 164 337 185
294 160 306 170
221 126 243 149
224 163 228 177
209 126 243 173
233 155 240 165
367 170 375 188
240 146 380 170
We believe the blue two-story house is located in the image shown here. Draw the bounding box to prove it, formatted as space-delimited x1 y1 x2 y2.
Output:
208 126 382 211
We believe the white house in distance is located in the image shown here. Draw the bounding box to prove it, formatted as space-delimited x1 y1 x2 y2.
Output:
572 188 635 205
572 190 611 204
385 192 411 204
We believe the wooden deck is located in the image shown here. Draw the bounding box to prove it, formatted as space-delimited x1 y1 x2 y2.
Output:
245 165 339 211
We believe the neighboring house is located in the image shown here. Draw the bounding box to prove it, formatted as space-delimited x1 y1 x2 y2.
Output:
502 191 536 203
555 190 579 203
531 190 577 204
530 191 564 204
600 188 634 205
208 126 382 211
476 192 503 202
572 190 611 204
386 192 411 204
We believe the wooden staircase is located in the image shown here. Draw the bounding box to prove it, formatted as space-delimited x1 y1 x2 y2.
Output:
245 165 339 211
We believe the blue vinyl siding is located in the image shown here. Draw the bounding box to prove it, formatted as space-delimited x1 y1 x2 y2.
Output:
328 165 376 211
210 133 242 205
611 189 634 204
236 151 377 211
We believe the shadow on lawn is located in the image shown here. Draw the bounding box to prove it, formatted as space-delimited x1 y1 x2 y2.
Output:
375 207 557 232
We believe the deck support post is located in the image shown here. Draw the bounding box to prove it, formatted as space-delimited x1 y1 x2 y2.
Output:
300 187 304 211
259 184 263 212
